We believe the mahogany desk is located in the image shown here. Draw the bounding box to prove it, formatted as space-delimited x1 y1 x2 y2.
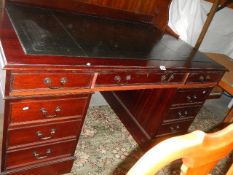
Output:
0 2 226 175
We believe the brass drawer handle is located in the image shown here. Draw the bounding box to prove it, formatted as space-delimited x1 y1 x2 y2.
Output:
199 75 211 82
33 149 51 160
40 106 62 118
170 125 180 133
114 75 121 84
36 128 56 140
206 75 211 81
125 75 131 84
44 77 67 89
178 111 188 118
186 95 197 103
161 73 175 82
199 75 205 82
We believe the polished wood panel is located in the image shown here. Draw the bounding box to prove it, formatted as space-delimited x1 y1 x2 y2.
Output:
8 119 82 147
9 96 88 124
6 139 76 169
115 89 176 136
70 0 161 15
102 88 177 144
101 91 150 144
7 0 153 23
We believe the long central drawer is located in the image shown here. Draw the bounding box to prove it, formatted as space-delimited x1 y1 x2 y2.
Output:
96 71 186 86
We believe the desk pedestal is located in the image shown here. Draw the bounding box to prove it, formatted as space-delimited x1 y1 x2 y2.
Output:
102 87 212 146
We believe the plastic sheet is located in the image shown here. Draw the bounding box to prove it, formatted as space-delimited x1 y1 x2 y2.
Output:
169 0 233 59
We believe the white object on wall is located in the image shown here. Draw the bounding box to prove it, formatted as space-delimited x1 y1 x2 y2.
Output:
169 0 206 46
169 0 233 59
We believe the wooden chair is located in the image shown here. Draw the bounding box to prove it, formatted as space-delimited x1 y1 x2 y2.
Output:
127 124 233 175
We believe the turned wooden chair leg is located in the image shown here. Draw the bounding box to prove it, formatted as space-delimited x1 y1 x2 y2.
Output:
224 107 233 123
227 163 233 175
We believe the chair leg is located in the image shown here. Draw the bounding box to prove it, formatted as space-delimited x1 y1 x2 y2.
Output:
224 107 233 123
226 163 233 175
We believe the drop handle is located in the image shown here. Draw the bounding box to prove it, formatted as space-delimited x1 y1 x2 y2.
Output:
199 75 205 82
199 75 211 82
114 75 121 84
125 75 131 84
161 73 175 82
40 106 62 118
205 75 211 80
36 128 56 140
186 95 198 103
33 149 51 160
170 125 180 133
178 111 188 118
44 77 67 89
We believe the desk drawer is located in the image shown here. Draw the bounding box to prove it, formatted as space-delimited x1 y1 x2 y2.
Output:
11 72 93 91
186 71 223 84
163 106 201 123
172 88 212 106
10 96 89 124
8 119 82 147
8 158 74 175
156 120 193 137
6 140 76 169
96 71 185 86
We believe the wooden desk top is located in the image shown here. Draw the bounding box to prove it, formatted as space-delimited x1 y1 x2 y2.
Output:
0 3 226 72
206 53 233 95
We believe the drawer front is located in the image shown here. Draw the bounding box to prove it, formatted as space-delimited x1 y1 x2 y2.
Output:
172 88 212 105
11 72 93 91
186 71 224 84
8 119 82 147
8 158 74 175
96 71 185 86
156 121 193 137
163 106 201 123
10 96 89 124
6 140 76 169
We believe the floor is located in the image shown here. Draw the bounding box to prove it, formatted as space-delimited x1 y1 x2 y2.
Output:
204 93 232 121
65 105 230 175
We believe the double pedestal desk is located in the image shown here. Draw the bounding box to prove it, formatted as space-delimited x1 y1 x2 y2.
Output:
0 3 226 175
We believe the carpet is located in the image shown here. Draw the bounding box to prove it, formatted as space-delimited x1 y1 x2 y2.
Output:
65 105 231 175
